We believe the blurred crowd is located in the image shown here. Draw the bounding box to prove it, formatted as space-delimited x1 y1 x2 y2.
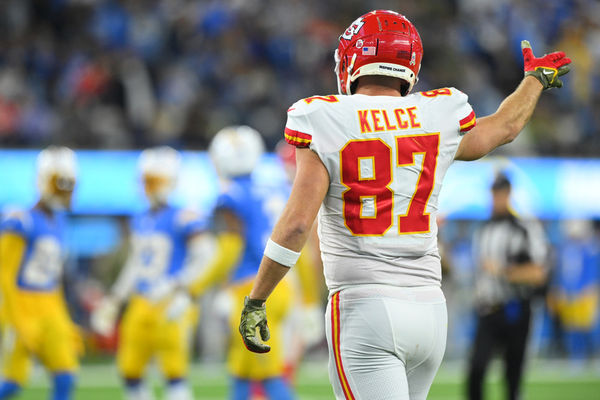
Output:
0 0 598 153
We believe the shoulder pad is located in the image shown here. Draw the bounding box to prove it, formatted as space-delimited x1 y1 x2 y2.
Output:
285 95 339 149
288 94 340 116
176 208 202 226
418 87 466 101
216 182 245 212
0 207 32 235
419 87 475 134
176 208 207 234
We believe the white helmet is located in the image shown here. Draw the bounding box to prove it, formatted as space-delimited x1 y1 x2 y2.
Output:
138 146 181 207
37 146 77 211
209 125 264 178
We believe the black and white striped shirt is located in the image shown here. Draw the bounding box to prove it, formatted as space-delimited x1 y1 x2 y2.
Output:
472 214 548 310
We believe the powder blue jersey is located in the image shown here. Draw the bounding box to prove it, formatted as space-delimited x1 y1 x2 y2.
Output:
129 205 207 295
0 207 67 291
555 238 600 296
216 176 289 283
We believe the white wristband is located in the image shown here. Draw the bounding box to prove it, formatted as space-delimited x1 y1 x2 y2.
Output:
264 238 300 268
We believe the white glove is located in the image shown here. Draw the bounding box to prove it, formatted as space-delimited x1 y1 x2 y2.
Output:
90 297 120 336
301 305 325 347
166 291 192 321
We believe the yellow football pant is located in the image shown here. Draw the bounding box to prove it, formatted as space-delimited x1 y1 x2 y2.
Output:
227 278 293 380
117 295 197 380
550 290 599 330
1 292 80 385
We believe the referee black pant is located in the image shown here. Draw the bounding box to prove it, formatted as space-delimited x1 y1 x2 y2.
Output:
467 301 531 400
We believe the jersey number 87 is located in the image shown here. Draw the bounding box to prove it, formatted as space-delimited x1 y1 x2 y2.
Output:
340 133 439 236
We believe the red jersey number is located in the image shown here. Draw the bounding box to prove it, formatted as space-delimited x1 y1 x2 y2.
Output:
340 140 393 236
340 134 440 236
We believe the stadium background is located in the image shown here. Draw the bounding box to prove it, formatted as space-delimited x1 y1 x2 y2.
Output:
0 0 599 398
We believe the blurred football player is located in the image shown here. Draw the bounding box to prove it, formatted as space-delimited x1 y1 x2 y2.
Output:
547 219 599 366
238 9 571 400
468 173 548 400
0 146 81 400
91 146 212 400
180 126 295 400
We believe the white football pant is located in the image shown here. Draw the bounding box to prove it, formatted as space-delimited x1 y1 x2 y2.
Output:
325 285 447 400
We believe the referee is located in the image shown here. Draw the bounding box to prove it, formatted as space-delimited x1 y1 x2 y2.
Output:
467 173 548 400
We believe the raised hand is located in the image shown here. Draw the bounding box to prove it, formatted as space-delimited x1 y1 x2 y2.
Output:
521 40 571 89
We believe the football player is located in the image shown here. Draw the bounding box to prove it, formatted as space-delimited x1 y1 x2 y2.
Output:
0 146 81 399
180 126 295 400
239 9 571 400
91 147 213 400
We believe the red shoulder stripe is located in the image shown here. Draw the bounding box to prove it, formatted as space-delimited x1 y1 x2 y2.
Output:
284 127 312 141
285 136 310 148
460 121 476 133
459 110 476 127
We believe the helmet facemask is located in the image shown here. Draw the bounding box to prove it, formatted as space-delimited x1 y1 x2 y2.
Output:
142 174 175 208
138 146 180 208
37 147 77 211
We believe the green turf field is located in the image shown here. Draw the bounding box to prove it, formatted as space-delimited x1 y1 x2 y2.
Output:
12 360 600 399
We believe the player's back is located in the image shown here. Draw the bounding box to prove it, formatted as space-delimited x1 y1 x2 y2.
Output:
0 207 68 321
129 205 204 295
284 89 475 290
0 208 66 291
217 175 284 283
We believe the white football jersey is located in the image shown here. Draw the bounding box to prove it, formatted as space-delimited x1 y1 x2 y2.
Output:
285 88 476 291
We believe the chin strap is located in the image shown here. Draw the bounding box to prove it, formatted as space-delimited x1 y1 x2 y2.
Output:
345 54 358 94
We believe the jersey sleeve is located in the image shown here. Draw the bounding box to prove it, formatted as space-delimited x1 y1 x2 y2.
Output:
175 209 208 238
453 88 476 135
284 101 314 148
523 220 549 266
424 88 476 136
0 209 32 238
215 184 246 218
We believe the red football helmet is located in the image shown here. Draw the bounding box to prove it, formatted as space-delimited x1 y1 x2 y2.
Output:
335 10 423 96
